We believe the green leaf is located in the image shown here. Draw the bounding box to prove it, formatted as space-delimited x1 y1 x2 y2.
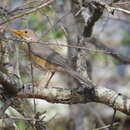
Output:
16 120 26 130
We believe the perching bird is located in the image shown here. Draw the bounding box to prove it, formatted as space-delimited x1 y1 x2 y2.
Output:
10 29 92 88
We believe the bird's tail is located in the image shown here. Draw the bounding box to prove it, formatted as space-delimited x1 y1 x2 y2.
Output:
57 67 94 89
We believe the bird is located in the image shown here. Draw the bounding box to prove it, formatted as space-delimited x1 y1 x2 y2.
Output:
9 29 92 88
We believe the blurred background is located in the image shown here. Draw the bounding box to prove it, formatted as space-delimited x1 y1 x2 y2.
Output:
0 0 130 130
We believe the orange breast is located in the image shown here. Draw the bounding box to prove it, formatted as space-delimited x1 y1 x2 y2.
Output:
31 55 56 69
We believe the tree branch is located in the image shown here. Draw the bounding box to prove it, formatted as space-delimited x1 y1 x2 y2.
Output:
87 38 130 64
17 85 130 115
0 67 129 115
82 1 104 37
0 0 53 26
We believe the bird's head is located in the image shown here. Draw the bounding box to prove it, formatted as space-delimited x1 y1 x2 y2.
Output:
10 29 37 41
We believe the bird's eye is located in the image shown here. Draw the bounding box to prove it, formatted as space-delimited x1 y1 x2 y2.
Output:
24 31 28 33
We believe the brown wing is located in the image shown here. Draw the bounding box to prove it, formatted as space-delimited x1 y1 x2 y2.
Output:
30 43 68 68
30 43 89 86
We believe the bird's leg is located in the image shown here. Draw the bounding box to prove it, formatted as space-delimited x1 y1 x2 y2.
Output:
45 72 55 88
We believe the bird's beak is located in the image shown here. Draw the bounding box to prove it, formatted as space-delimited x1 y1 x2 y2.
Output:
10 29 24 36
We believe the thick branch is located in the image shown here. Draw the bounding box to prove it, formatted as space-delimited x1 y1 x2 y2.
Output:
0 71 21 95
0 66 130 115
82 1 104 37
17 85 130 115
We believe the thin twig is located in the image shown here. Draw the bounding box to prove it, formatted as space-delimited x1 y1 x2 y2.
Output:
114 2 130 5
0 98 14 117
93 122 119 130
0 0 53 25
3 35 130 65
2 37 122 55
110 6 130 15
109 109 117 130
1 116 46 122
3 36 130 65
28 45 37 115
95 0 130 15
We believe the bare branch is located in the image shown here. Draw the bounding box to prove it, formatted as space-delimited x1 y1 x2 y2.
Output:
93 122 119 130
17 85 130 115
88 38 130 64
82 1 104 37
108 6 130 15
3 36 130 64
0 0 53 26
0 66 129 115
